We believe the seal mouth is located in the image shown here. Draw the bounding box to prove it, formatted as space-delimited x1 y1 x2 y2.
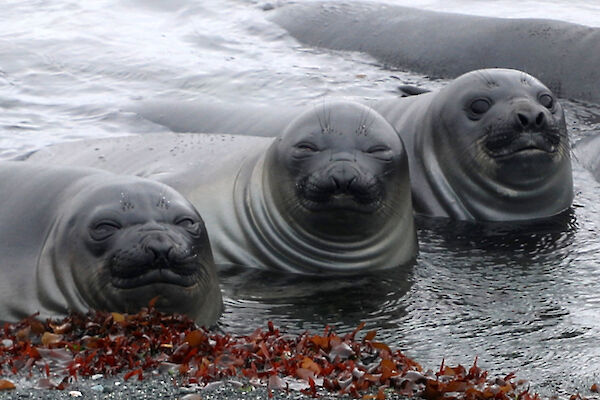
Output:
105 229 209 289
296 173 383 213
484 129 561 159
111 264 201 289
109 250 204 289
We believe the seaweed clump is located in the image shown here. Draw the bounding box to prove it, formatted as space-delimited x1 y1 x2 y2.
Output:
0 302 549 399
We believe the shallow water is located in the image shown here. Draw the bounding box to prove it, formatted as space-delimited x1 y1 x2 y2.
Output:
1 0 600 396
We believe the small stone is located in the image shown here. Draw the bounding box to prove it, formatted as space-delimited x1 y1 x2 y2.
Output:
180 394 203 400
68 391 83 397
1 339 12 347
91 374 103 380
90 384 104 392
201 381 223 392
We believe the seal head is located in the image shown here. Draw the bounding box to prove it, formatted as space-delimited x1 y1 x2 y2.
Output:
266 102 409 238
235 101 417 273
46 177 221 325
419 69 572 220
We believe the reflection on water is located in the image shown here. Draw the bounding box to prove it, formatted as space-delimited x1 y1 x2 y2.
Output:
219 264 413 335
2 0 600 396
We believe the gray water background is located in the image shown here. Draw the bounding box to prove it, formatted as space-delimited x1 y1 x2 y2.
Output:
1 0 600 396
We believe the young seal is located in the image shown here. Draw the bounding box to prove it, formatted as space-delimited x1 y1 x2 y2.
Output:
574 134 600 182
271 1 600 103
374 69 573 221
0 162 222 325
25 102 418 274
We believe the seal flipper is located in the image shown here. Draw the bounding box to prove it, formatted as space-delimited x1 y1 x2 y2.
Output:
397 85 431 97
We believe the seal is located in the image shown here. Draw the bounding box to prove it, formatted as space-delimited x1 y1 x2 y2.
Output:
574 134 600 182
271 1 600 103
374 68 573 221
26 101 418 274
0 161 222 325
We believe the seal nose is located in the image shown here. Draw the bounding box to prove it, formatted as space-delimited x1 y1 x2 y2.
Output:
142 232 174 264
515 108 546 130
329 163 359 192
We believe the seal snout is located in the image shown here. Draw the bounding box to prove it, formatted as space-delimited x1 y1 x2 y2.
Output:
142 231 176 263
329 163 359 193
109 225 203 289
140 230 199 274
515 107 546 131
297 161 382 211
483 102 562 158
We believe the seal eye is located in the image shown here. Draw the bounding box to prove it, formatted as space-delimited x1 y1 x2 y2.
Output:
366 145 391 154
470 99 491 115
292 142 320 159
365 145 393 160
294 142 319 152
539 94 554 109
90 221 121 241
176 217 201 236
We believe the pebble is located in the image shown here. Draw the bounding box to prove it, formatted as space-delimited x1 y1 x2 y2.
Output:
90 384 104 392
180 394 203 400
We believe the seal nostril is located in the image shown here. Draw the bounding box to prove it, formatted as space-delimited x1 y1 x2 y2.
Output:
535 112 545 127
151 246 169 260
331 175 341 190
517 113 529 127
348 176 357 187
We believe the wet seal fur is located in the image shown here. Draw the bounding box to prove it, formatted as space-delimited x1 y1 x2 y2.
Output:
25 102 418 274
271 1 600 103
574 134 600 182
374 69 573 221
0 162 222 325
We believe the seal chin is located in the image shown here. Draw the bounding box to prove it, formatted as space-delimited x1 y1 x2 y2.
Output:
99 279 206 317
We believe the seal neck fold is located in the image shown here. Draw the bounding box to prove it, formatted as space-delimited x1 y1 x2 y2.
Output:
232 154 417 274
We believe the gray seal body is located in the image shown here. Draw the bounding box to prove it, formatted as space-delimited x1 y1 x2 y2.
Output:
0 162 222 325
574 134 600 182
271 1 600 103
26 102 417 274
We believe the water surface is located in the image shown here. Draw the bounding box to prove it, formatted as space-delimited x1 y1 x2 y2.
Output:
1 0 600 396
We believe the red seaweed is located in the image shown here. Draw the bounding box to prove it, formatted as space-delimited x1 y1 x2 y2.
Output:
0 305 583 398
